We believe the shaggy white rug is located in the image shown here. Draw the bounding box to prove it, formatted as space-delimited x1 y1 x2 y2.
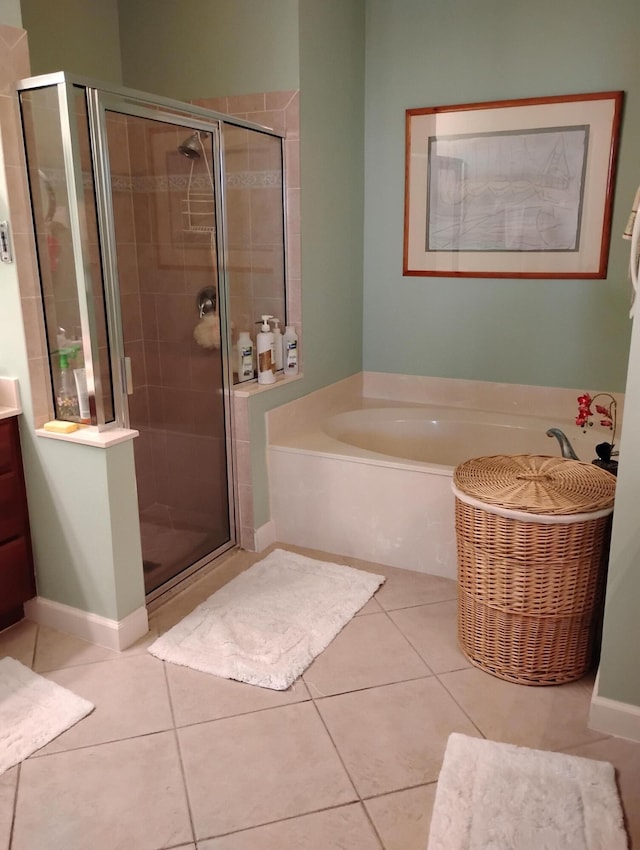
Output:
0 656 94 775
427 733 628 850
148 548 385 690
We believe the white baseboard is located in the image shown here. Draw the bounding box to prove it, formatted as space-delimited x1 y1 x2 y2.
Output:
24 597 149 651
589 672 640 742
254 520 276 552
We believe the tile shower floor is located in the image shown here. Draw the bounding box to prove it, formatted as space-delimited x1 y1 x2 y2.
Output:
1 544 639 850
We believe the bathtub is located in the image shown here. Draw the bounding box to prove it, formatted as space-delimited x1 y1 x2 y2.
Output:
323 406 582 469
268 402 593 580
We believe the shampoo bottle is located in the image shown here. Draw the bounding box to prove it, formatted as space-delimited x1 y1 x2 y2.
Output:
271 318 283 371
236 331 254 382
256 316 276 384
283 325 299 375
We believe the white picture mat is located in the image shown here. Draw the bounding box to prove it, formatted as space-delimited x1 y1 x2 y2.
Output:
405 94 620 277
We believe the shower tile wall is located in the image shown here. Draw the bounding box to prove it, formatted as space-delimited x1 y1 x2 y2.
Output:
192 91 301 370
108 116 228 546
0 26 50 428
192 91 301 550
0 25 64 429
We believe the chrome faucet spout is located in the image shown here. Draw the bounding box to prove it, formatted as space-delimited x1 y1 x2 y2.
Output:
546 428 579 460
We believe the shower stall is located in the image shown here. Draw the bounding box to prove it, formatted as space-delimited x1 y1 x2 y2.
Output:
17 74 287 601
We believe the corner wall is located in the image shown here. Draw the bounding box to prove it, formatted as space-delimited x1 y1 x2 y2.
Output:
14 0 366 541
118 0 299 101
117 0 367 529
247 0 366 528
0 23 145 628
20 0 123 83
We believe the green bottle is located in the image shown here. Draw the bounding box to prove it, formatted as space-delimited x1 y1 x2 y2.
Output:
56 349 80 420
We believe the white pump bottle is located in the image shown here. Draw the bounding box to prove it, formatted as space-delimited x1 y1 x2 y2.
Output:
270 318 283 371
256 315 276 384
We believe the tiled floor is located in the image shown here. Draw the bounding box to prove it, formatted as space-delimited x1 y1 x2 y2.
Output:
1 544 639 849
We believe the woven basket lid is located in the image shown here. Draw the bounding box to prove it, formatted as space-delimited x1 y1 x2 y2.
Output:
453 454 616 516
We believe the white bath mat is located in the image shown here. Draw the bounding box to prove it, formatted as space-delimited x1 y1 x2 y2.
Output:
0 656 94 776
427 733 628 850
148 548 385 690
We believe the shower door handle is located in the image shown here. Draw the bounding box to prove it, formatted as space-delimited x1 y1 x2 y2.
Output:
122 356 134 395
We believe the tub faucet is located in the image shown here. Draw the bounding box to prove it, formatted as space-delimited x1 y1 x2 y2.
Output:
546 428 579 460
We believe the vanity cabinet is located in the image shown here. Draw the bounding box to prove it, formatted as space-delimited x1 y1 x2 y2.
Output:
0 416 35 629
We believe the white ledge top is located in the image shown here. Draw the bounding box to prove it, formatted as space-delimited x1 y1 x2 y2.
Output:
233 372 303 398
0 377 21 418
0 405 21 420
36 426 139 448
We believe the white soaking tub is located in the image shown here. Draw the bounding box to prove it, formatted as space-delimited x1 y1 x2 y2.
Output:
268 403 592 580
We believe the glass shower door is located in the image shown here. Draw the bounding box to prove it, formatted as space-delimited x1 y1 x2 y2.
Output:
102 108 233 597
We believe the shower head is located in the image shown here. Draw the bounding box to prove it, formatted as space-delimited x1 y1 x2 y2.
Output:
178 132 201 159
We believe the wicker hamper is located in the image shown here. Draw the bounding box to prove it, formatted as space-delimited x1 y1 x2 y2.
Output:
452 454 616 686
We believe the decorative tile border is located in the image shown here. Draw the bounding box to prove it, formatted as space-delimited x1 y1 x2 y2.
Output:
42 169 282 193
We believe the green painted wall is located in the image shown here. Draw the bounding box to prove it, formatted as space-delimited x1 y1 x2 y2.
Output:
0 0 21 27
117 0 299 101
20 438 144 620
597 320 640 708
363 0 640 392
20 0 123 83
249 0 366 527
297 0 365 389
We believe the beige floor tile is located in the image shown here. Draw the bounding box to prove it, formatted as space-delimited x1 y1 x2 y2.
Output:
364 785 437 850
0 619 38 667
12 732 192 850
0 766 17 850
577 668 598 694
179 701 357 839
197 803 381 849
10 545 634 850
356 597 384 615
316 677 481 797
372 569 457 612
303 611 431 698
389 601 471 674
439 667 608 751
167 663 310 726
32 625 123 672
37 654 173 753
563 736 640 848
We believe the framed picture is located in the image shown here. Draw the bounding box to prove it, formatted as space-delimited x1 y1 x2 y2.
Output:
403 91 623 278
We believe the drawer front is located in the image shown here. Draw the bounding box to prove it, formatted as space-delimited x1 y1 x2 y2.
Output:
0 536 35 612
0 418 18 475
0 471 26 542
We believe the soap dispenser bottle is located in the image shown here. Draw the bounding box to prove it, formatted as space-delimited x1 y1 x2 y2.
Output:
56 348 80 420
256 315 276 384
270 318 283 371
236 331 254 382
